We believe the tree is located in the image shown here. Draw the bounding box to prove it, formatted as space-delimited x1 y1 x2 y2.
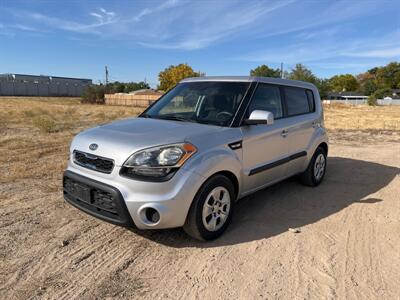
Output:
287 64 318 84
357 72 377 95
158 64 202 91
371 87 393 99
328 74 359 92
361 79 377 96
123 81 150 93
367 67 379 75
82 84 105 104
106 81 150 94
375 62 400 89
112 81 126 93
315 78 330 100
367 87 392 106
250 64 281 78
286 64 332 98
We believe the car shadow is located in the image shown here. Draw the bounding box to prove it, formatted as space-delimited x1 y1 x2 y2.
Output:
128 157 399 248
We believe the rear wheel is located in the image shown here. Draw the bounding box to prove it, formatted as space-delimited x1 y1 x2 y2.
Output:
299 146 327 186
183 175 235 241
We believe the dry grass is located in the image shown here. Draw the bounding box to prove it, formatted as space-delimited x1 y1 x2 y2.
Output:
0 97 399 185
0 97 144 184
324 103 400 131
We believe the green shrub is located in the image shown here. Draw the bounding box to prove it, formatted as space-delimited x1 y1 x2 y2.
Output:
32 116 56 133
367 95 378 106
82 85 105 104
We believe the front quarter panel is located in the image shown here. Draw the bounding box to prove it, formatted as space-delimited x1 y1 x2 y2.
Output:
181 146 243 199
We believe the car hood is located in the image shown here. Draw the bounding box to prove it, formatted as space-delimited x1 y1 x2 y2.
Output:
71 117 228 166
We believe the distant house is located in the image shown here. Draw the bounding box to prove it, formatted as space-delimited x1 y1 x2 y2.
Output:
327 92 368 101
0 73 92 97
390 89 400 99
326 90 400 105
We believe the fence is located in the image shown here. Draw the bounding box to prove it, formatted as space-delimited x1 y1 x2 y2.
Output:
377 99 400 105
105 93 163 107
323 99 400 106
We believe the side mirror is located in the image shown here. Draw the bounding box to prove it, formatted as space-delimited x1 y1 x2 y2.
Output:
244 110 274 125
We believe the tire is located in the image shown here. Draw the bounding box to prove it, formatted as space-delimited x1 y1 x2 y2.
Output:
183 175 235 241
299 146 327 187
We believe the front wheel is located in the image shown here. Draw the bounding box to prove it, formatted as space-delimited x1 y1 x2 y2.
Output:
299 147 327 187
183 175 235 241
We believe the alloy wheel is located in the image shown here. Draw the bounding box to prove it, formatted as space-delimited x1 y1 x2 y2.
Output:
202 186 231 232
314 153 326 181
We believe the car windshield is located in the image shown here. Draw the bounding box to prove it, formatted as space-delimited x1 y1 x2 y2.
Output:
141 81 250 127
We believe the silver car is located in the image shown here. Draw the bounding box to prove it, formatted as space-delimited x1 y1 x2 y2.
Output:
63 76 328 240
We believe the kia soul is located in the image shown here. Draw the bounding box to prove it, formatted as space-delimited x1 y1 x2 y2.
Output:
63 76 328 240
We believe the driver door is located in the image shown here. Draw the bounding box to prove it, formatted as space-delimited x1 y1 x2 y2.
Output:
241 83 290 193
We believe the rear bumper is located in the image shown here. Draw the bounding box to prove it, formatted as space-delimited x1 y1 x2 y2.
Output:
63 171 134 227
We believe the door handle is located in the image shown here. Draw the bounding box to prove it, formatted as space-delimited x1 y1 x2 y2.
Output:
281 129 288 138
312 121 318 128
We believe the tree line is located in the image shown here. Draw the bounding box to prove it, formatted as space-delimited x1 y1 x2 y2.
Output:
82 62 400 104
250 62 400 101
82 81 150 103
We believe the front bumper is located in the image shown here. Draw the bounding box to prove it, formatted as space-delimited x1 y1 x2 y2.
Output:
63 171 135 227
63 161 205 229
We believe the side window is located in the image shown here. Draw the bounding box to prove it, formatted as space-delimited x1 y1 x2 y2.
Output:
285 87 311 116
247 84 283 119
306 89 315 112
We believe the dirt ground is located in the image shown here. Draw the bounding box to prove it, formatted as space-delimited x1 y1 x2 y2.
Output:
0 98 399 299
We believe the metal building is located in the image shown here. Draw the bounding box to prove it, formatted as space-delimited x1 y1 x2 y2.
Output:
0 74 92 97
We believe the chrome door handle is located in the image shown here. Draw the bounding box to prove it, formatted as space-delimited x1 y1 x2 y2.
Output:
281 129 288 137
312 121 318 128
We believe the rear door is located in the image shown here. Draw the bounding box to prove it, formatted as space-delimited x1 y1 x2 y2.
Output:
241 83 290 193
282 86 318 176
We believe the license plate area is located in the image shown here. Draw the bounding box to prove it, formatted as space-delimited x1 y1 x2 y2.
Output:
70 183 91 204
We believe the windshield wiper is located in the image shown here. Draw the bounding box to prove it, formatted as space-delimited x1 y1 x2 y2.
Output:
156 115 193 122
139 113 153 118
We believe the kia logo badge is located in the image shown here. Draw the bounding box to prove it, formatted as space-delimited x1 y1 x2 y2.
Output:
89 143 98 151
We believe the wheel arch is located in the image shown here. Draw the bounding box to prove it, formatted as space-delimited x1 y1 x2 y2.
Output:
211 170 239 200
318 142 328 155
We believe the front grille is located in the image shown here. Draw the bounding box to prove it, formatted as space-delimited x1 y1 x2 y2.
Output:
73 151 114 174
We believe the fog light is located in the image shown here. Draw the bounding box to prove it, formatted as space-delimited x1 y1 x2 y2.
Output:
145 208 160 223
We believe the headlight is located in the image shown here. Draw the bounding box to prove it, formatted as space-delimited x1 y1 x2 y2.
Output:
121 143 197 180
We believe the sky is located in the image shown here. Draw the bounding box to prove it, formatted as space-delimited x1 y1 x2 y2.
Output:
0 0 399 87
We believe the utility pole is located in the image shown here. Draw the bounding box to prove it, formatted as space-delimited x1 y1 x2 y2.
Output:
105 66 109 94
280 62 284 79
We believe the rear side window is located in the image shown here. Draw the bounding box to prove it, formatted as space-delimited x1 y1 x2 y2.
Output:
247 84 283 119
284 87 312 116
306 89 315 112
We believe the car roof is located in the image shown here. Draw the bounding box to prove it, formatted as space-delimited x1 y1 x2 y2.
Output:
180 76 316 90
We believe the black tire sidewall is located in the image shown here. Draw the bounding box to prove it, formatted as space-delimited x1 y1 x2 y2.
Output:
193 175 235 240
311 147 327 185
